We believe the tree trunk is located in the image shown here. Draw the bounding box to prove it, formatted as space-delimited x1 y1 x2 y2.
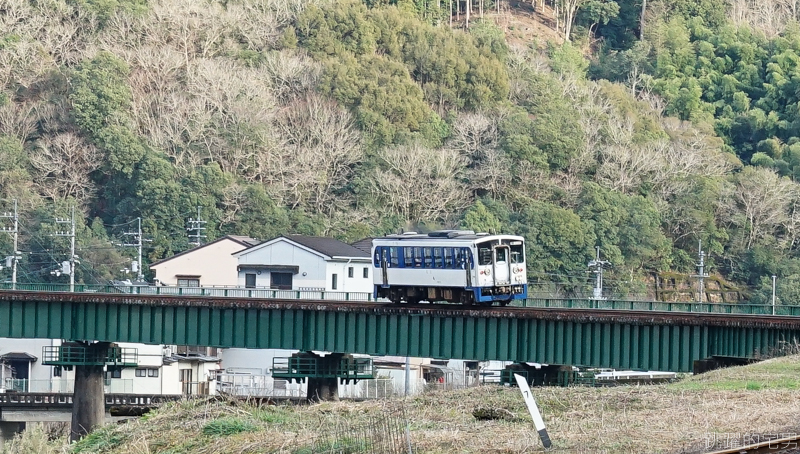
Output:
466 0 471 28
639 0 647 39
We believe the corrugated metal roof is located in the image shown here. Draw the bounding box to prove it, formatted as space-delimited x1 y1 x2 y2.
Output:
284 235 369 258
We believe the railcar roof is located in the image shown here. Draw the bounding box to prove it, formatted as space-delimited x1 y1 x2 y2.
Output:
374 231 523 241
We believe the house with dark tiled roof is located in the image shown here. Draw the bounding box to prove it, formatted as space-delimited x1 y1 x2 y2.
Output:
150 235 259 287
233 234 372 292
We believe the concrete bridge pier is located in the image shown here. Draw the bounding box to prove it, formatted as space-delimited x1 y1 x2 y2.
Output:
0 421 23 444
307 377 339 402
70 343 109 442
306 352 343 402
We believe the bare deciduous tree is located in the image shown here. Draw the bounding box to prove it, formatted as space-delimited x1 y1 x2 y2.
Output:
366 143 469 223
29 133 101 207
262 51 321 104
271 94 363 215
0 102 37 144
734 167 796 249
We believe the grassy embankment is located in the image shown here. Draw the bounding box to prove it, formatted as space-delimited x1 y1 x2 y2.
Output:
5 355 800 454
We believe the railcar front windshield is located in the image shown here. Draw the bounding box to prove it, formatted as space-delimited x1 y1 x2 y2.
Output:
504 239 525 264
477 241 493 266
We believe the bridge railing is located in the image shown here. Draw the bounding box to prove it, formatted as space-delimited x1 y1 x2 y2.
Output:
3 283 800 315
0 283 374 302
515 298 800 316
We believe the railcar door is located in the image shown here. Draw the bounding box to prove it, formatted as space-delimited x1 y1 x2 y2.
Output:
493 245 511 285
380 247 389 287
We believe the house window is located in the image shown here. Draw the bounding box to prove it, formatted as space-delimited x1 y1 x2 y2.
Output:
363 267 369 278
331 274 338 290
177 278 200 287
135 368 147 377
148 369 159 378
53 367 62 377
271 272 292 290
245 273 256 288
106 369 121 379
348 267 354 278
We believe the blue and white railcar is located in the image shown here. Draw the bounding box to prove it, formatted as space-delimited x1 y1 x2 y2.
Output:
371 231 527 306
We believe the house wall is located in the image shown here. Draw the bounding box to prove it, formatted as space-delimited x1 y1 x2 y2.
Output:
237 241 326 289
151 239 248 287
326 260 373 293
0 338 72 392
236 240 372 292
116 343 167 395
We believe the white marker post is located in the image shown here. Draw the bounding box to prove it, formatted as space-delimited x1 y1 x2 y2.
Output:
514 373 552 449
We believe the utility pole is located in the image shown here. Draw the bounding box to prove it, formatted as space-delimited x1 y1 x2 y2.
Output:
0 200 20 289
691 240 709 303
54 206 76 292
186 206 206 247
122 217 144 281
588 246 610 300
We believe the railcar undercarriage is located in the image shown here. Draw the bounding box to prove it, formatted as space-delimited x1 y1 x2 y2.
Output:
378 286 514 307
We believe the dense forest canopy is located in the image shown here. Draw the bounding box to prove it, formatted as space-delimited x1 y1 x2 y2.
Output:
1 0 800 301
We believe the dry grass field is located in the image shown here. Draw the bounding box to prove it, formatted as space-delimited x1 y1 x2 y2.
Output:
5 355 800 454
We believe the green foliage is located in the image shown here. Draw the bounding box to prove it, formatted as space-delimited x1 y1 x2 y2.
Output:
512 200 593 276
71 425 128 452
548 42 590 77
95 124 147 176
70 0 148 25
514 72 584 171
297 2 508 146
69 52 132 135
202 417 257 436
461 200 503 234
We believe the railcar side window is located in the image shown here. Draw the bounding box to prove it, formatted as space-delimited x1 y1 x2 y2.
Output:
423 247 434 268
444 248 454 268
434 248 444 268
404 247 413 267
477 243 492 266
390 247 400 267
414 247 423 267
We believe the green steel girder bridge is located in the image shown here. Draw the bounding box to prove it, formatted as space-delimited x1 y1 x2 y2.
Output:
1 290 800 374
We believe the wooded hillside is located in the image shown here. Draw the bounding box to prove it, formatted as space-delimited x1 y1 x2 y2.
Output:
1 0 799 301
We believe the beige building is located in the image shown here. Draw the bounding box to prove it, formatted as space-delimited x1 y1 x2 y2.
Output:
149 235 258 287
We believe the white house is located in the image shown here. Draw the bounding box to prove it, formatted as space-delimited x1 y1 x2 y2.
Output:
0 340 220 396
150 235 259 287
233 235 372 293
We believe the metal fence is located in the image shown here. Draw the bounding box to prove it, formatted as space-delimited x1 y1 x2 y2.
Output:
2 378 134 393
307 401 412 454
